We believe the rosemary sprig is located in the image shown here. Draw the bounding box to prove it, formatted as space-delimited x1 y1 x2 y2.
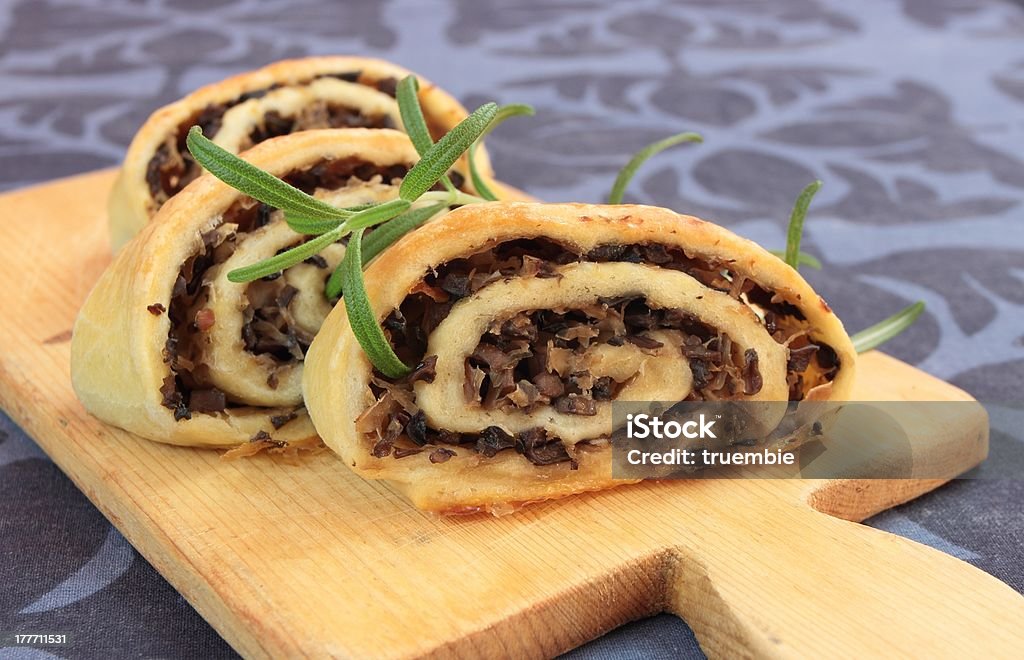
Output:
187 86 507 374
608 131 703 204
778 180 925 351
395 76 433 155
186 128 353 223
339 228 411 378
225 200 411 283
784 180 821 270
396 76 456 194
607 133 927 354
324 201 448 298
226 225 347 283
851 301 926 353
468 104 535 201
399 103 498 201
778 180 926 352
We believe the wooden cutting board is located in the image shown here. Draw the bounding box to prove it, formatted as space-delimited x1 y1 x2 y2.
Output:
1 171 1022 659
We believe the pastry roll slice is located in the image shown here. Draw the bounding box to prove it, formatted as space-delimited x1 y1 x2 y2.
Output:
73 128 468 448
304 203 857 513
110 56 516 249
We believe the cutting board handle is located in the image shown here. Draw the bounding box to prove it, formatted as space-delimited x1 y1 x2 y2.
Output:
663 495 1024 658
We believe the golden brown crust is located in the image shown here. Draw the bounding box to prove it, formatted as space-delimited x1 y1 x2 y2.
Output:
303 202 857 513
109 56 529 249
74 129 428 447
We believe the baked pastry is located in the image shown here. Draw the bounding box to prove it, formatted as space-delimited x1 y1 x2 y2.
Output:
73 128 484 449
303 203 857 513
109 56 513 249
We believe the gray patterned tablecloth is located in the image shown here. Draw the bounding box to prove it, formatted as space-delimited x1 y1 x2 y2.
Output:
1 1 1022 658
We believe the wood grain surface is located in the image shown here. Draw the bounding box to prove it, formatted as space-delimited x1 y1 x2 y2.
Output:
1 171 1021 659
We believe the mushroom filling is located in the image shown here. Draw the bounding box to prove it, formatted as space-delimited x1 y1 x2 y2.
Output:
361 239 841 466
159 156 411 422
464 301 760 415
145 71 402 206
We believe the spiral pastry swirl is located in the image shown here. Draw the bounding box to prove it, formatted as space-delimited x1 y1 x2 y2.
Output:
304 203 857 513
73 129 493 449
109 56 518 249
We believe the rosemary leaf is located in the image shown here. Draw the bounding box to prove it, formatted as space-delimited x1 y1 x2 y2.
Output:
400 103 498 202
340 228 411 378
284 210 345 235
324 201 449 299
339 202 377 213
469 103 535 201
608 131 703 204
186 127 351 222
227 226 345 283
396 76 433 155
397 75 457 194
232 200 410 284
467 149 493 201
325 264 344 300
785 180 822 270
768 249 822 270
851 301 926 353
361 202 448 263
343 198 412 231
